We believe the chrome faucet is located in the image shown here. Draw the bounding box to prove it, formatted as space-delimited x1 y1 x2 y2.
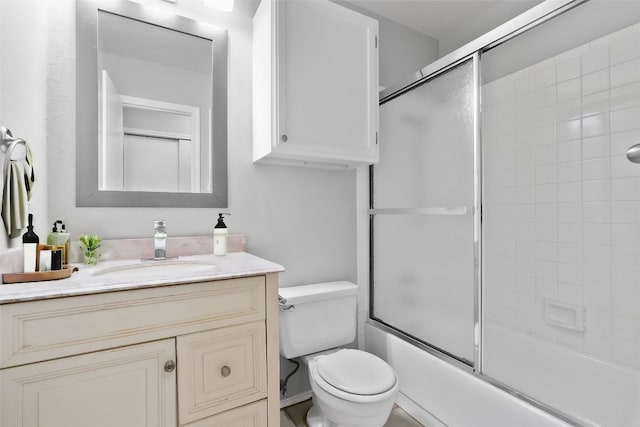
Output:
154 220 167 259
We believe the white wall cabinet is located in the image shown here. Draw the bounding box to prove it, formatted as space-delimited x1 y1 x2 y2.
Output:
0 274 280 427
253 0 379 168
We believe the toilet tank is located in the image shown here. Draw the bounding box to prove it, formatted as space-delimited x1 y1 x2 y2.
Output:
279 281 358 359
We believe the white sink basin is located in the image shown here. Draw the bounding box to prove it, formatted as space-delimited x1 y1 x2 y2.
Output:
92 260 216 279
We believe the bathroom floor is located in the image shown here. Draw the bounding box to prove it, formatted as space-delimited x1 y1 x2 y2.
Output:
280 399 425 427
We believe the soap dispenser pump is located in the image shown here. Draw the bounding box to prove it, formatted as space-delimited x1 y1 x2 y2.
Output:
213 213 229 256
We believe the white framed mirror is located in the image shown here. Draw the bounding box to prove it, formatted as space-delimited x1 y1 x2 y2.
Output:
76 0 228 208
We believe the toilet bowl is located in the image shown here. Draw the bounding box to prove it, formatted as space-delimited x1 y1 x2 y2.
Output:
278 282 399 426
305 349 399 427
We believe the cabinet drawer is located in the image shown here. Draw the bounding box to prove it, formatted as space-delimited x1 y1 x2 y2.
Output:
0 276 265 368
182 400 267 427
177 321 267 424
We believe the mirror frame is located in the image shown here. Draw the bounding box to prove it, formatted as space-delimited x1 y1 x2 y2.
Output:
76 0 228 208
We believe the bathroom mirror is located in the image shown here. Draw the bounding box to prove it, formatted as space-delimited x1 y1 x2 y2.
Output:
76 0 228 207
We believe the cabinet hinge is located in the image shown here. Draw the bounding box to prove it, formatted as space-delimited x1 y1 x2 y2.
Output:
375 132 378 145
375 36 378 48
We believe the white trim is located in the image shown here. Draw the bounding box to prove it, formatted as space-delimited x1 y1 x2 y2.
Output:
280 391 313 409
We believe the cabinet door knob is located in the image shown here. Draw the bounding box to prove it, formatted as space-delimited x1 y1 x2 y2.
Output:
280 134 288 142
164 360 176 373
221 365 231 377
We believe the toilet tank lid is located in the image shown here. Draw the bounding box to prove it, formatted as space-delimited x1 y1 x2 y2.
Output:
279 281 357 305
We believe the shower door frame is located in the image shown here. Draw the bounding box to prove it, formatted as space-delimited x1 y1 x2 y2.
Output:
368 0 589 425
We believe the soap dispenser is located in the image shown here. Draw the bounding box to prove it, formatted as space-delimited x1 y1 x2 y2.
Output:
47 220 70 265
213 213 229 256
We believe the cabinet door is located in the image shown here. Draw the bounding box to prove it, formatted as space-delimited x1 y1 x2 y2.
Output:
277 0 379 165
0 339 177 427
177 321 267 424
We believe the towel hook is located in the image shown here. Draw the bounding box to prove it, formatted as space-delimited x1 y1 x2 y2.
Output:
1 127 26 161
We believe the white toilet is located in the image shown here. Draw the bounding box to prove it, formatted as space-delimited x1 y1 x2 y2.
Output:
279 281 399 427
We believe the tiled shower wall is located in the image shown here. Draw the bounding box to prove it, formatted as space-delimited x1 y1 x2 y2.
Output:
483 22 640 370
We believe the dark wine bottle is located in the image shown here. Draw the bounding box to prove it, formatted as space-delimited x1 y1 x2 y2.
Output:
22 213 39 272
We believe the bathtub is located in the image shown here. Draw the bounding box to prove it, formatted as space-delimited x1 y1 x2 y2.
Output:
365 322 640 427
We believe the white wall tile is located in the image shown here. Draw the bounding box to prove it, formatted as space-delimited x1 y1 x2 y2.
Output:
612 315 640 343
535 184 558 203
612 292 640 319
536 260 558 281
612 224 640 248
582 113 610 138
611 105 640 133
610 32 640 65
556 119 581 142
534 65 556 89
557 140 582 162
583 179 610 202
611 129 640 156
583 266 611 290
582 135 609 159
611 57 640 88
557 161 582 183
558 181 582 203
558 243 583 265
535 145 556 165
533 86 556 109
582 158 609 181
556 56 581 82
558 262 582 285
612 338 640 369
611 200 640 223
513 72 533 96
611 81 640 111
612 177 640 201
612 246 640 272
585 288 612 312
582 202 610 223
557 77 581 102
582 46 610 75
515 92 534 114
556 98 581 122
612 268 640 295
558 202 582 223
558 223 582 244
582 223 611 246
582 69 609 96
582 91 610 117
611 154 640 179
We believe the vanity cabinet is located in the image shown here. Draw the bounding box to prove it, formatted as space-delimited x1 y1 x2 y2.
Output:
253 0 379 168
0 274 279 427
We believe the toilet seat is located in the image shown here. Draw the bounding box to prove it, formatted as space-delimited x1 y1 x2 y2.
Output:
310 349 398 403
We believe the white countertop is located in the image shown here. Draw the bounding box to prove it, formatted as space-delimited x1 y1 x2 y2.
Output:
0 252 284 304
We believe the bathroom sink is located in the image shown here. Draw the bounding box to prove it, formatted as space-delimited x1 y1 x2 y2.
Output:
92 260 216 279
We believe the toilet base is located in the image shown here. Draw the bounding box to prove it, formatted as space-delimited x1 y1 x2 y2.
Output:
306 402 329 427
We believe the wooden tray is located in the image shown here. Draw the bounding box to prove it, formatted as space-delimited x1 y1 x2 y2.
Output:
2 266 78 284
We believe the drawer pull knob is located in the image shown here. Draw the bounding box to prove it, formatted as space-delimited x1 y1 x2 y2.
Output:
221 365 231 377
164 360 176 373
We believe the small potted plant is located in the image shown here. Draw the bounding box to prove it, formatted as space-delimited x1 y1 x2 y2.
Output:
79 234 102 266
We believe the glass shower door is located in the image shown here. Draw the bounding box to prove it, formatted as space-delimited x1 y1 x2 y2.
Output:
371 57 478 364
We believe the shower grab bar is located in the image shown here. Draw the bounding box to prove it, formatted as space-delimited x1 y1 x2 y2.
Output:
368 207 471 216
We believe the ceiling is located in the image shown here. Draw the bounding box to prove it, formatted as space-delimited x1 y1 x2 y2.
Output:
343 0 543 42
